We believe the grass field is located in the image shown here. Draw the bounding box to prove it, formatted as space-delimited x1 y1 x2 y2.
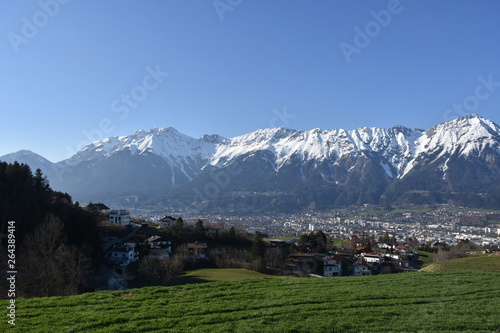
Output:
415 250 435 268
174 268 284 285
3 267 500 332
421 254 500 273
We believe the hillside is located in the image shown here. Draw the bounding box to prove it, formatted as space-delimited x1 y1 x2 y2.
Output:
4 270 499 332
421 254 500 273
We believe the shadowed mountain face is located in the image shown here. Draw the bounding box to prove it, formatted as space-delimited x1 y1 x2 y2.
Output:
3 114 500 212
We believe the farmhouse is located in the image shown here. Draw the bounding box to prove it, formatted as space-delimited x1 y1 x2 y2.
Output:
158 215 176 229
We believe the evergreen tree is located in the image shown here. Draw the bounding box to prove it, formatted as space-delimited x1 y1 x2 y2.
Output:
251 232 265 260
0 162 103 297
296 230 332 253
33 168 49 192
194 219 205 240
228 226 236 239
175 217 184 230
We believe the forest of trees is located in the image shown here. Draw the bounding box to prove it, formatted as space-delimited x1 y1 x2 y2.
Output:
0 162 103 298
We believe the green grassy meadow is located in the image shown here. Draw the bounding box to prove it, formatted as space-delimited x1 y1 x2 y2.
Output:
3 267 500 332
421 254 500 273
175 268 284 285
415 250 435 267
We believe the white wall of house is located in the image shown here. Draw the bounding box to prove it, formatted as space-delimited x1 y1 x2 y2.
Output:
324 259 342 277
352 265 371 276
109 210 131 225
159 221 173 228
361 254 381 264
110 246 137 266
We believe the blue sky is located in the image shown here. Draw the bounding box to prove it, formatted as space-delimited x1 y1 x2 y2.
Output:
1 0 500 162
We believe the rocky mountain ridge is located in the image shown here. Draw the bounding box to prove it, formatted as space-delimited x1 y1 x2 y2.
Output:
3 114 500 212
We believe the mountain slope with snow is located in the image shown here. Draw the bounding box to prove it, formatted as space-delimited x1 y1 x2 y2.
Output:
2 114 500 211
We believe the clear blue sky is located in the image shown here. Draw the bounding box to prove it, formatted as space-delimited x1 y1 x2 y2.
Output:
1 0 500 162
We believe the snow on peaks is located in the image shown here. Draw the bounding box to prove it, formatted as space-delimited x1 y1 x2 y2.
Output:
66 115 500 179
73 126 219 163
210 126 420 173
415 114 500 159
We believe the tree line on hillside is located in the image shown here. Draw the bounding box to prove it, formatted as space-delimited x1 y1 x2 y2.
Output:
0 162 103 298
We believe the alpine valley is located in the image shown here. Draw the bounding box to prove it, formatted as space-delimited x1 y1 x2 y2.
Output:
3 114 500 213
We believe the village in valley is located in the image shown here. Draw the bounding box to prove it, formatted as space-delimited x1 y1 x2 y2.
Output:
91 203 500 289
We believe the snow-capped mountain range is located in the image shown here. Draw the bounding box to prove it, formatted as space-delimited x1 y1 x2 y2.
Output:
2 114 500 212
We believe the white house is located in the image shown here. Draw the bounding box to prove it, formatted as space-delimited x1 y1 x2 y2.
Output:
352 261 372 276
109 244 138 266
323 256 344 277
384 254 400 260
109 210 131 225
361 253 382 265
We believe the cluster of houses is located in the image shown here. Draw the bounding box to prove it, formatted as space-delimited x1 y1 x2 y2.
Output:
108 235 175 267
107 234 210 267
285 244 415 277
93 204 417 277
91 204 211 267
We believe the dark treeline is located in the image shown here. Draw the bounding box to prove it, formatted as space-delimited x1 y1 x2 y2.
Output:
0 162 103 298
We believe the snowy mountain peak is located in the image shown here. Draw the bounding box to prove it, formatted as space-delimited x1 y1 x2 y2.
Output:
417 114 500 159
3 115 500 211
66 115 499 180
0 150 53 165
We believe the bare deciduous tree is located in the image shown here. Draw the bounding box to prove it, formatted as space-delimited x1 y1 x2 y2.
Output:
19 214 92 297
137 256 183 285
434 241 472 262
213 246 251 269
264 248 285 271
